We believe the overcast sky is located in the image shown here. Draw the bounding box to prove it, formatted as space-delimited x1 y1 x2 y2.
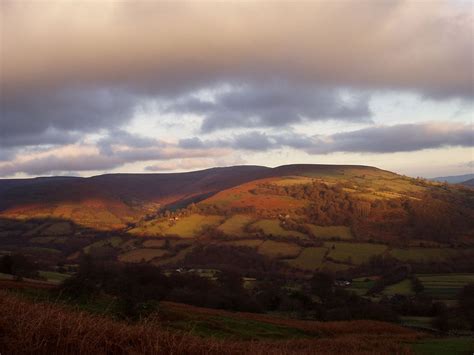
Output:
0 0 473 178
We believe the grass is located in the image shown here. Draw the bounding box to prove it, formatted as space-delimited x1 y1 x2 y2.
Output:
324 242 387 265
411 337 473 355
416 273 474 300
83 236 123 254
38 271 70 283
0 290 422 354
390 248 461 263
165 214 224 238
251 219 306 238
347 278 376 296
400 316 434 330
41 222 72 236
118 248 168 263
142 239 167 248
383 279 414 296
257 240 302 259
152 246 193 266
305 225 353 240
285 247 328 271
222 239 265 248
217 214 254 236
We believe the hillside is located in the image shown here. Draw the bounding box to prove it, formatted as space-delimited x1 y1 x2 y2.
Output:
1 164 473 276
461 178 474 188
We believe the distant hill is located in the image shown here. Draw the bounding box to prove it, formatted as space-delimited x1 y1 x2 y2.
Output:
430 173 474 184
461 178 474 187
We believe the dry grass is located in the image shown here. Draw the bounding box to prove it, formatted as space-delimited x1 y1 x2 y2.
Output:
0 291 422 355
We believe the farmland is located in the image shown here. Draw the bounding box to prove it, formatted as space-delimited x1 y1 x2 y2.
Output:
417 273 474 301
118 248 169 263
284 247 328 270
325 242 387 265
250 219 306 238
217 214 254 236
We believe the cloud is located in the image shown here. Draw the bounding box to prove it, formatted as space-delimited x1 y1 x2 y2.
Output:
166 84 371 132
178 122 473 155
2 1 472 100
0 139 232 176
0 88 136 147
309 122 474 154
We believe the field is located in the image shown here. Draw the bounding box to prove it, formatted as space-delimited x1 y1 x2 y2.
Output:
83 236 123 253
325 242 387 265
411 337 473 355
142 239 167 248
382 279 414 296
217 214 254 236
118 248 169 263
257 240 302 259
223 239 264 248
347 277 377 296
390 248 461 263
38 271 71 283
417 273 474 300
0 290 423 355
166 215 224 238
250 219 306 238
305 225 353 240
285 247 328 270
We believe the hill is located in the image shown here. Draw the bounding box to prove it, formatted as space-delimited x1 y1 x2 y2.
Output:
430 173 474 184
461 178 474 187
1 164 473 275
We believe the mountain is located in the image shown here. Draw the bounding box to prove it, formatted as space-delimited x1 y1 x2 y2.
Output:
430 173 474 184
461 178 474 187
1 164 473 274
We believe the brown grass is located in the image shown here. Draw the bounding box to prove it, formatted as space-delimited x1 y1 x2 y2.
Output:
0 291 423 355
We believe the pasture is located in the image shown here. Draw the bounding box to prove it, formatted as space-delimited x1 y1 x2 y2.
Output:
285 247 328 270
83 236 123 254
118 248 168 263
217 214 254 236
257 240 301 259
390 248 461 263
166 214 224 238
250 219 305 238
417 273 474 300
382 279 414 296
305 225 353 240
324 242 387 265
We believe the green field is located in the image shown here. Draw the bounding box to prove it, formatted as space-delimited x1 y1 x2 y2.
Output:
38 271 71 283
390 248 461 263
383 279 414 296
83 237 123 254
411 337 473 355
257 240 301 259
285 247 328 270
166 215 224 238
152 246 193 266
41 222 72 236
325 242 387 264
320 261 352 272
118 248 168 263
305 225 353 240
217 214 254 236
142 239 167 248
223 239 264 248
417 273 474 300
250 219 305 238
347 277 377 296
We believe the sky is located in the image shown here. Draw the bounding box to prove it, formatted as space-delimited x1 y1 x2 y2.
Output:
0 0 473 179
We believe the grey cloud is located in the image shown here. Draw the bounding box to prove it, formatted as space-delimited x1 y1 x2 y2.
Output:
0 88 136 147
309 123 474 154
177 122 473 154
167 84 372 132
